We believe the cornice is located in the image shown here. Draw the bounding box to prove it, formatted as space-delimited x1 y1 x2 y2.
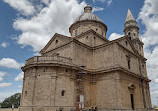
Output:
22 61 150 82
69 20 108 33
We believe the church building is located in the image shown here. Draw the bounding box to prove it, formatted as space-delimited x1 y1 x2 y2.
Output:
20 5 152 111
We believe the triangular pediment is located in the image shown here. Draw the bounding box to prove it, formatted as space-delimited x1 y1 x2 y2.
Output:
75 29 109 47
40 33 72 54
114 36 138 55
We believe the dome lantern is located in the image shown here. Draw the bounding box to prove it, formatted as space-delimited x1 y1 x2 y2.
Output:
84 5 92 13
69 5 107 38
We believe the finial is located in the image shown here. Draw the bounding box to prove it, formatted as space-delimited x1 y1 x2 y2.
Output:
84 4 92 13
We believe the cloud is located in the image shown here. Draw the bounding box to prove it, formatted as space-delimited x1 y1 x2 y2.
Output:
0 71 6 81
138 0 158 48
107 0 112 6
137 0 158 106
3 0 35 16
138 0 158 81
92 7 104 12
93 0 112 6
155 78 158 83
3 0 86 52
108 33 124 40
15 72 24 81
0 58 24 69
1 42 9 48
0 83 12 88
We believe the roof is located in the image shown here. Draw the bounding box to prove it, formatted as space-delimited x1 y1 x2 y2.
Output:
125 9 135 22
74 5 102 23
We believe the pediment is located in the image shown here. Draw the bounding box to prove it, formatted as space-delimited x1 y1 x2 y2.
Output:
128 83 136 89
115 36 138 55
75 29 109 47
40 33 72 54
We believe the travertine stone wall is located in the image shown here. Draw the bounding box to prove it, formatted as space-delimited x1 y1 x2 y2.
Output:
120 72 151 110
94 43 119 70
72 42 93 69
95 72 121 109
20 67 76 111
43 42 72 58
117 44 140 74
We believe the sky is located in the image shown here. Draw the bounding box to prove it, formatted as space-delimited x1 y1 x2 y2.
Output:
0 0 158 106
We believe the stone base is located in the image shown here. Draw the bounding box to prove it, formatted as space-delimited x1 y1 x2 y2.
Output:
19 107 157 111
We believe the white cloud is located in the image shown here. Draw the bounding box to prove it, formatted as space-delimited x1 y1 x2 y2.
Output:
155 78 158 83
0 71 6 81
92 7 104 12
3 0 35 16
137 0 158 106
15 72 24 81
93 0 112 6
107 0 112 6
0 58 24 69
0 83 12 88
108 33 124 41
1 42 9 48
4 0 86 52
138 0 158 81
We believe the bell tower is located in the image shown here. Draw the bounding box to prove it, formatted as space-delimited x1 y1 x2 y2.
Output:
124 9 144 56
124 9 139 40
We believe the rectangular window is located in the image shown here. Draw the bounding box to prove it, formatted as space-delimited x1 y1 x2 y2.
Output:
130 94 134 110
128 59 130 69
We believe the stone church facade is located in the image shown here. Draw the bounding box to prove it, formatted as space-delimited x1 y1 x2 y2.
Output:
20 5 152 111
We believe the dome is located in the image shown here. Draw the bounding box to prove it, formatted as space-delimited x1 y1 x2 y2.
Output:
74 5 102 23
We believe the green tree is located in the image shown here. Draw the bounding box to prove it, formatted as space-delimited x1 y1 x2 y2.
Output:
0 93 21 108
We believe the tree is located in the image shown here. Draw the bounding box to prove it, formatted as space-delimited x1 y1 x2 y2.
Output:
153 105 158 109
0 93 21 108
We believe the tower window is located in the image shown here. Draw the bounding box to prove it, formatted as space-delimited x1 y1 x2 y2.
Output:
133 33 136 36
61 90 65 96
142 65 145 73
96 28 98 31
75 30 78 36
128 32 131 40
125 41 128 46
128 59 131 69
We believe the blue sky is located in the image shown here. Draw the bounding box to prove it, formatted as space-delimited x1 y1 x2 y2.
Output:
0 0 158 106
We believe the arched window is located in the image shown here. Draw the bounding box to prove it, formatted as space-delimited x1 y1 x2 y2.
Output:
75 30 78 36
